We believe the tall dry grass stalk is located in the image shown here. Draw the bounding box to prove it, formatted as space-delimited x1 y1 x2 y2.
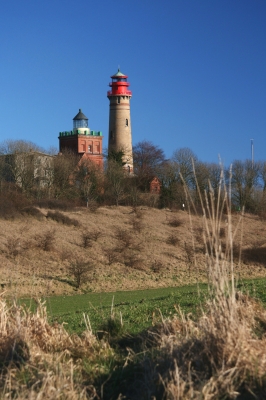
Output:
159 166 266 399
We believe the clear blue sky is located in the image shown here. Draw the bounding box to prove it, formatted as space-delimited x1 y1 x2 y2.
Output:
1 0 265 165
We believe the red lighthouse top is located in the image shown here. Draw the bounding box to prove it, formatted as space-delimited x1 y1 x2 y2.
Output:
107 69 132 97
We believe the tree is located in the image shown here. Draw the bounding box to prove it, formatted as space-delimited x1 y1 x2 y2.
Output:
75 157 104 205
156 160 183 208
230 159 260 212
104 159 127 206
258 161 266 191
171 147 198 188
133 140 166 191
0 140 52 196
0 139 45 155
52 150 80 199
107 149 127 167
68 259 93 288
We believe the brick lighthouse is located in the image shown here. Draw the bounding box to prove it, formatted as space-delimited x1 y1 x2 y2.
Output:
59 109 103 167
107 69 133 173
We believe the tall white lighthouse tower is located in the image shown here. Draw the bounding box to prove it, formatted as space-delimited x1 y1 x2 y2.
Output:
107 69 133 173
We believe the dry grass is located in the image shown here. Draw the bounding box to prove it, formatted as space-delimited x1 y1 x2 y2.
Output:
0 201 265 297
156 168 266 398
0 297 111 399
1 170 266 398
112 171 266 399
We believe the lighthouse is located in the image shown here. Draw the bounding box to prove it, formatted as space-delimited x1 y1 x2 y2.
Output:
107 69 133 173
58 109 103 167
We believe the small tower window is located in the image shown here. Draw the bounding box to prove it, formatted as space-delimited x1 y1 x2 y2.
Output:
117 97 120 104
125 119 128 126
110 131 114 140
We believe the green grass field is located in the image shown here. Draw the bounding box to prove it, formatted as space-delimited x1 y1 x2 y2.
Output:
21 277 266 337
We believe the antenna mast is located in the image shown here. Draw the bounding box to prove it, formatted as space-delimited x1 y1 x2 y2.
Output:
251 139 254 168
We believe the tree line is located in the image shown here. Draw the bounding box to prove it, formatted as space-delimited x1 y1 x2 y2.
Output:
0 139 266 216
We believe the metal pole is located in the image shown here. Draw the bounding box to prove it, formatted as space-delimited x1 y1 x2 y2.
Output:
251 139 254 168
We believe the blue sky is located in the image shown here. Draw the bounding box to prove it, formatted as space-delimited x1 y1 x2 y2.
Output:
1 0 265 165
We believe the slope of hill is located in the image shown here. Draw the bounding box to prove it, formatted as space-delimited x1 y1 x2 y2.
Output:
0 206 265 297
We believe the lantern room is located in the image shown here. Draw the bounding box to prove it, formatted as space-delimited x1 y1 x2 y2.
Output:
73 109 89 132
107 69 132 97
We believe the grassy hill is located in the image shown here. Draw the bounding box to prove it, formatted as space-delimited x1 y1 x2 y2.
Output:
0 205 265 298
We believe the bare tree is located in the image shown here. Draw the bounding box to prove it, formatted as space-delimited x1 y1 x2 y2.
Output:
0 140 53 196
258 161 266 191
156 160 184 208
231 159 260 212
104 159 127 206
68 260 93 288
52 150 80 199
0 140 45 155
133 140 165 191
75 157 104 205
171 147 198 188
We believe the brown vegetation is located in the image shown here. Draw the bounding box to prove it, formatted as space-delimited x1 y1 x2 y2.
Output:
0 204 265 297
1 161 266 398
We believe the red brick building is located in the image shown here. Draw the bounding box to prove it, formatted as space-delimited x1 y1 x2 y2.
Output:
59 109 103 168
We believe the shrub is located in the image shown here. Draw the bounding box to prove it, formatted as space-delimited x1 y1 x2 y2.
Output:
0 183 30 219
21 206 44 220
46 211 80 227
167 217 182 227
86 200 99 212
115 228 132 248
184 241 194 266
124 252 144 270
35 229 55 251
90 230 102 241
68 260 93 288
131 216 143 233
166 234 179 246
104 248 120 265
80 231 93 248
5 237 22 258
151 260 164 273
81 230 101 248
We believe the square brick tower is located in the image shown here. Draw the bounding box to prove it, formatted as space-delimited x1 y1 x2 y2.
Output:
59 109 103 167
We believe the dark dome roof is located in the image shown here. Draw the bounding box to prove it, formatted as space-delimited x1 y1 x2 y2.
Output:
73 109 88 120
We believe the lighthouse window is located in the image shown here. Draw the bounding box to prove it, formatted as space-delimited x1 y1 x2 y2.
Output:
117 97 120 104
125 119 128 126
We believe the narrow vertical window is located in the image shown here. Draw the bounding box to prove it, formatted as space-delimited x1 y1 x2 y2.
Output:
125 119 128 126
117 97 120 104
